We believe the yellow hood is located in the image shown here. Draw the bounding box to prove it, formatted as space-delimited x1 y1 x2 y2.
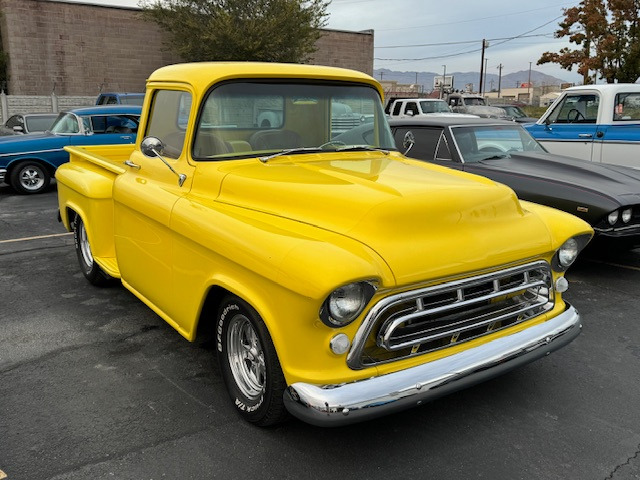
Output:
215 154 553 285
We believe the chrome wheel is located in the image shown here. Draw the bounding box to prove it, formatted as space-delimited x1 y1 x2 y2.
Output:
78 220 94 269
227 313 266 400
18 165 46 192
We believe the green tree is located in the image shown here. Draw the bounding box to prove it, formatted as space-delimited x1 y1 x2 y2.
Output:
538 0 640 83
140 0 329 63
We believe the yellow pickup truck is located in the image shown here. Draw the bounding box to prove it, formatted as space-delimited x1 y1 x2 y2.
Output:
56 62 593 427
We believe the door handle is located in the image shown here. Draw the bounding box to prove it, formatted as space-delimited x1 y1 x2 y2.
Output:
124 160 140 169
578 133 593 138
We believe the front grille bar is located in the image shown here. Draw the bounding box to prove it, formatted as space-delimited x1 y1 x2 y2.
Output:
347 260 554 369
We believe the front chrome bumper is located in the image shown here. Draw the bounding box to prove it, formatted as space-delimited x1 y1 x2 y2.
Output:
284 304 581 427
0 168 6 183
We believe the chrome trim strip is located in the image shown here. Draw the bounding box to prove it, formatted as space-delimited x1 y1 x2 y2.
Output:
284 304 581 427
0 168 5 182
0 148 65 158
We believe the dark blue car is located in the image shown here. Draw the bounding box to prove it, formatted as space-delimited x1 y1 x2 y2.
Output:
0 105 141 194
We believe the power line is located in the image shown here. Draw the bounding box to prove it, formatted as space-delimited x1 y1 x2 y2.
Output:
375 15 563 61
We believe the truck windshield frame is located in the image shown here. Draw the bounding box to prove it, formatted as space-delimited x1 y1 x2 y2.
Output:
191 80 395 161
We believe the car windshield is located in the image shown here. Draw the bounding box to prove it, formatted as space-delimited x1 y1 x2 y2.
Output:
49 113 80 134
191 81 395 160
120 95 145 106
451 124 546 162
420 101 450 113
502 106 526 118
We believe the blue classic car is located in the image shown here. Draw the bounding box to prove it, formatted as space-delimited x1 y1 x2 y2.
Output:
0 105 141 194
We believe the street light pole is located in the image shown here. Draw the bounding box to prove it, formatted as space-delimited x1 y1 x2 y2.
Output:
440 65 446 99
527 61 532 104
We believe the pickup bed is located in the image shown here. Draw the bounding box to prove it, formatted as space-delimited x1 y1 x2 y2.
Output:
526 84 640 167
56 62 592 427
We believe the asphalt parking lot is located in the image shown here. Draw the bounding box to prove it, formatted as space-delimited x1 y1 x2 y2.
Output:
1 183 640 480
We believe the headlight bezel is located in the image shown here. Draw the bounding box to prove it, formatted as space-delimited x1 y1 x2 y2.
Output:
320 281 377 328
607 210 619 225
621 208 632 224
552 234 591 272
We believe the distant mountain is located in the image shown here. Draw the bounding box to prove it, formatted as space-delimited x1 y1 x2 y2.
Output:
374 68 571 93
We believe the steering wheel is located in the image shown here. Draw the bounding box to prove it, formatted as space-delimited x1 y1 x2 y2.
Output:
319 140 347 150
567 108 585 122
478 145 506 153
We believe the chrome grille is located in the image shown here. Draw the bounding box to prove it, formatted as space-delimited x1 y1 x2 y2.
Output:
347 261 554 369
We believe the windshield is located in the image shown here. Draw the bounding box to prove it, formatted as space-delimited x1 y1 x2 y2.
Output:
193 81 395 160
420 100 450 113
464 97 486 106
120 95 145 106
49 113 80 134
451 125 546 163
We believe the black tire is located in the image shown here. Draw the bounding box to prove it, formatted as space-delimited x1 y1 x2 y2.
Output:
9 161 51 194
72 215 116 287
216 295 288 426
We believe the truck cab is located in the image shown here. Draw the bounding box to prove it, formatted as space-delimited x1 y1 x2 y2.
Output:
525 84 640 167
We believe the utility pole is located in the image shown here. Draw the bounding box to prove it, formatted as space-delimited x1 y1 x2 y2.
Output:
497 63 503 99
479 39 487 94
440 65 446 99
482 58 488 96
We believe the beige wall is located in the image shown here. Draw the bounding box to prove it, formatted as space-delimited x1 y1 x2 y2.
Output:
0 0 374 96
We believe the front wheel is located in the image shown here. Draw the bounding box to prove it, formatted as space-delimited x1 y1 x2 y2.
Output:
216 296 288 426
72 215 116 286
9 161 50 194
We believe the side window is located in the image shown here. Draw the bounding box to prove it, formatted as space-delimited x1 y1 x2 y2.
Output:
6 115 21 128
547 93 599 124
392 102 402 116
435 134 453 160
404 102 418 115
613 92 640 121
393 127 442 160
146 90 192 158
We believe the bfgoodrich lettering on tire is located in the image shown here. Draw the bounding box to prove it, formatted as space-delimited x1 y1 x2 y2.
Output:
216 295 288 426
72 215 116 287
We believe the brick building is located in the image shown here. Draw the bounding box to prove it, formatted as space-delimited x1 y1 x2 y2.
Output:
0 0 374 96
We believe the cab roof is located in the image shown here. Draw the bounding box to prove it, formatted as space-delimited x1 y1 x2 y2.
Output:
147 62 383 98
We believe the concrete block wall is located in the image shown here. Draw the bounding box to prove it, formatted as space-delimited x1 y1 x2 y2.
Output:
0 0 374 96
0 94 96 123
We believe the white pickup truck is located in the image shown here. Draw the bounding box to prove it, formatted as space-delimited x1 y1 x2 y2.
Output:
525 84 640 168
386 98 478 119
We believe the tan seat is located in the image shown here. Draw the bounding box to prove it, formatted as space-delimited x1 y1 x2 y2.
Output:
249 129 303 151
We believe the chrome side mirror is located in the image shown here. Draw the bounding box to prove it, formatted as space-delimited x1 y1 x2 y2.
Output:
141 136 165 157
140 136 186 187
402 130 415 155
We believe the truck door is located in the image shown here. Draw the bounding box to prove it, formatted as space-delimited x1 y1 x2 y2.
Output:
528 91 600 161
112 89 195 322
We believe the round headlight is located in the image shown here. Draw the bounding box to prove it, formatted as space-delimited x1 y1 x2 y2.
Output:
328 283 365 323
621 208 632 223
558 238 579 268
607 210 619 225
320 281 376 328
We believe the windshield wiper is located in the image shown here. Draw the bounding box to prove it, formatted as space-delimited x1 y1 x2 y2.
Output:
259 147 323 163
259 144 391 162
480 154 510 161
336 145 391 154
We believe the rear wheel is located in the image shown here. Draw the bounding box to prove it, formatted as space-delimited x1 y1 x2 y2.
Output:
9 161 50 194
72 215 116 286
216 295 288 426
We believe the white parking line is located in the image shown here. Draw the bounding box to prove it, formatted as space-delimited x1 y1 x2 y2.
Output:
587 258 640 272
0 232 73 244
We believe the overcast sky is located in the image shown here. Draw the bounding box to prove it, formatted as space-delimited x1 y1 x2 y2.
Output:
62 0 583 83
